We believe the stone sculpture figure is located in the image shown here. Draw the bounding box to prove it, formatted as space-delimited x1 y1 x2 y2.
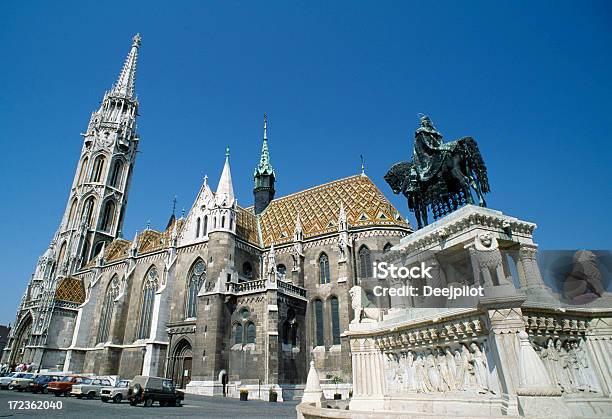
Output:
425 349 443 391
445 347 458 390
385 115 490 229
349 286 382 323
437 347 453 391
470 232 511 288
470 342 491 394
540 338 561 390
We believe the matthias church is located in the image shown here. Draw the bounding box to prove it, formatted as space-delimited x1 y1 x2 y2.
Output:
2 35 411 397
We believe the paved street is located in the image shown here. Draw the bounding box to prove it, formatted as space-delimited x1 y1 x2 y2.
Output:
0 389 298 418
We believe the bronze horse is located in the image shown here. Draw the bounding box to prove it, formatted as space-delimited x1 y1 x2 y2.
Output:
385 128 490 229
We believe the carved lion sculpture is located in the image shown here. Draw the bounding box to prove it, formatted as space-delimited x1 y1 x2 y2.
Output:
349 285 382 323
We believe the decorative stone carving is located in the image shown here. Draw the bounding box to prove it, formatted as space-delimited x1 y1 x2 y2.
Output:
349 286 382 323
382 340 495 395
537 337 599 394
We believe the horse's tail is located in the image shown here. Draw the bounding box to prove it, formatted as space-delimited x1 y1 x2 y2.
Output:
459 137 490 194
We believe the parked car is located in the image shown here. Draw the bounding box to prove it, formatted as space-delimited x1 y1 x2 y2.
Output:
48 376 86 397
127 376 183 407
71 377 112 399
100 379 130 403
29 375 63 394
1 373 28 390
8 373 37 391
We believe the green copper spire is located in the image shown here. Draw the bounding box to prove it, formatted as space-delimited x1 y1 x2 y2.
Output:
254 113 274 177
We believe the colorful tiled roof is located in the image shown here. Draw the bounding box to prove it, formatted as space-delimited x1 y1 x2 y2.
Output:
54 276 86 304
236 207 259 245
258 174 410 247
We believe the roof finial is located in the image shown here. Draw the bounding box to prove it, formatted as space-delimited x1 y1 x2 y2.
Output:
172 195 178 217
226 146 230 158
132 33 142 48
146 220 151 230
263 113 268 140
360 154 365 175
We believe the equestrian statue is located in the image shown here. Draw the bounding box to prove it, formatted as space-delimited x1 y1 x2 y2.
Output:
385 116 490 229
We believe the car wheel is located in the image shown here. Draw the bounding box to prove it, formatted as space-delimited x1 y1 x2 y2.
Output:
174 399 182 407
64 390 70 397
53 391 60 397
159 400 167 407
113 394 122 404
101 397 108 403
129 399 138 406
87 393 94 400
76 395 82 399
144 397 154 407
8 385 14 390
42 388 48 394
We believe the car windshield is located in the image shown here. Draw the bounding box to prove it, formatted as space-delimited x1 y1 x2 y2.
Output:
61 376 73 382
23 374 33 378
81 378 92 384
117 380 129 388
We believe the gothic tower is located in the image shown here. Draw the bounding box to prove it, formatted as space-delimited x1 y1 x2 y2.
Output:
2 34 142 368
253 114 275 215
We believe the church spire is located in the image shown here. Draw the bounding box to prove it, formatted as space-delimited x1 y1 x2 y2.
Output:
215 146 235 207
254 113 276 215
111 33 141 99
255 114 274 177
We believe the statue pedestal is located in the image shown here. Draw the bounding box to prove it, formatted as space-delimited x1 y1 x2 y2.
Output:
340 206 612 418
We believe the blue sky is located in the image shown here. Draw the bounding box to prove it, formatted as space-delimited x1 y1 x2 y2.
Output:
0 1 610 324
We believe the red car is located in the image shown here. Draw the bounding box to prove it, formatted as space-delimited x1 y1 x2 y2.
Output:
48 376 86 397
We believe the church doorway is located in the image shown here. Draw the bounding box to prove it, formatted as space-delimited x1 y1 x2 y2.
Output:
171 339 193 389
10 315 33 366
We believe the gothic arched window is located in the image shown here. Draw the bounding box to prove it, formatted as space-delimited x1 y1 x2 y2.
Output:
92 241 105 259
109 160 124 188
330 296 341 345
67 199 78 228
77 157 89 185
246 322 256 344
82 196 96 227
283 308 298 347
233 323 243 345
80 240 91 267
203 216 208 236
100 200 116 232
195 218 201 238
137 266 159 340
319 253 330 284
314 299 324 346
185 260 206 319
91 155 106 183
96 275 120 344
276 264 287 280
358 245 372 278
57 242 67 270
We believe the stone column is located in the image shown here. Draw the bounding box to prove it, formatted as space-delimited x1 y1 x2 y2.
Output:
480 298 526 416
348 336 385 411
517 245 556 303
584 317 612 396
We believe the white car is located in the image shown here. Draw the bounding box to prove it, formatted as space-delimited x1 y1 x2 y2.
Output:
71 377 113 399
1 373 28 390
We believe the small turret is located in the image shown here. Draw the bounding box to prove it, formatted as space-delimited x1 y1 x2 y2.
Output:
254 114 276 215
